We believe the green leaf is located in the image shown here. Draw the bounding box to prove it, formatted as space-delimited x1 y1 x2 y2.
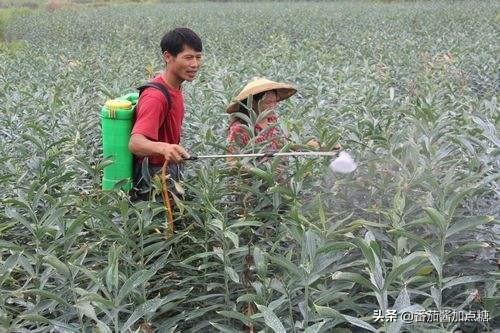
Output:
0 240 23 251
318 198 326 227
117 269 156 303
80 292 115 311
370 248 385 291
314 305 376 332
253 246 267 275
447 242 490 259
331 271 376 291
348 219 386 229
189 294 224 303
16 314 52 325
483 297 500 318
314 291 350 305
423 207 447 233
343 314 377 332
185 305 221 321
446 215 494 238
426 250 442 280
5 206 33 233
233 111 252 128
105 245 120 292
394 288 411 311
2 253 20 276
314 304 342 318
405 217 433 228
268 255 301 279
76 301 98 321
182 251 216 264
350 238 376 274
76 301 112 333
249 167 274 184
430 286 441 309
415 265 434 276
0 221 16 234
228 220 263 229
208 218 223 231
304 321 326 333
237 293 259 304
217 310 254 326
394 189 405 213
386 304 424 333
96 321 113 333
225 266 240 284
385 251 426 288
317 242 352 254
161 289 192 304
304 230 321 262
43 254 70 279
442 275 486 290
255 304 286 333
122 297 168 331
26 289 70 306
268 295 287 311
209 322 244 333
456 289 478 310
224 230 239 248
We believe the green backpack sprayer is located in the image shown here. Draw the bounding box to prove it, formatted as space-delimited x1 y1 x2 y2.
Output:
100 83 171 191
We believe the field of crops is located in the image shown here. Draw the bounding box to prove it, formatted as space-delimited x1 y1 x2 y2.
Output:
0 1 498 332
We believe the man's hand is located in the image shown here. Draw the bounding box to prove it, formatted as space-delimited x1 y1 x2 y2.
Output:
157 143 189 164
129 134 189 164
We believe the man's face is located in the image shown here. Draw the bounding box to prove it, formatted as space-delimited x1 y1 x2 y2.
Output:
165 46 203 82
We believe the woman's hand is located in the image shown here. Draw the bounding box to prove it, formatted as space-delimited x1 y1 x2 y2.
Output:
305 138 320 149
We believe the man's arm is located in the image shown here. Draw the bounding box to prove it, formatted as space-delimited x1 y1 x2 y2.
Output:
129 133 189 164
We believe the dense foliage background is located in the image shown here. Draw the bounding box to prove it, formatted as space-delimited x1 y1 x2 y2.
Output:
0 1 498 332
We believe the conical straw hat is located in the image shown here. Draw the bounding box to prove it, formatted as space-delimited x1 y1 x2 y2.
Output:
226 77 297 113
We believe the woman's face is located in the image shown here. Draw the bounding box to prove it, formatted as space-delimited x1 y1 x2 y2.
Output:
255 90 278 113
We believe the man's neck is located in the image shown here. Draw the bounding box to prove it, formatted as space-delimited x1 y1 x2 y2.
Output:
163 70 182 90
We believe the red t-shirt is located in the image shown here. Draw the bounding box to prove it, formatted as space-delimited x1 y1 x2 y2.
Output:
131 75 185 166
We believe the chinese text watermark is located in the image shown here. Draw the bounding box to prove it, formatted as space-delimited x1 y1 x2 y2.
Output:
373 309 490 323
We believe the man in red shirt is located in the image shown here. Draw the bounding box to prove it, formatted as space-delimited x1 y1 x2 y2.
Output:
129 28 202 200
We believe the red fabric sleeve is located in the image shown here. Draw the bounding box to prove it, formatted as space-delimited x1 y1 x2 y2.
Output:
228 122 250 147
131 89 167 141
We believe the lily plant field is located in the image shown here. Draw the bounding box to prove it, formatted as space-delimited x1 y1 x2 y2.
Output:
0 1 498 332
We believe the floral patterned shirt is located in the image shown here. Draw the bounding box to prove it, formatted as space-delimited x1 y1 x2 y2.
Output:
227 114 282 152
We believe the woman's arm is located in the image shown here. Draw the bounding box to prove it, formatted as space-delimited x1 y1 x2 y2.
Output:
227 122 254 174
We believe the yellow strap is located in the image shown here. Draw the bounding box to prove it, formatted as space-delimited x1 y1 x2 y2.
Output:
105 99 132 119
161 161 174 239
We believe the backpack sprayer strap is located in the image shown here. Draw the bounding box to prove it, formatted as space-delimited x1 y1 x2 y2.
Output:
137 81 173 113
160 161 175 239
135 82 175 237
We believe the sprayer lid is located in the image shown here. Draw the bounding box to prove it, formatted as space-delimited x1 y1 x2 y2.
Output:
105 99 132 109
101 99 134 120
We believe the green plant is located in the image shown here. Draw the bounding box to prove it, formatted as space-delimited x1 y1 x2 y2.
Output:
0 1 497 331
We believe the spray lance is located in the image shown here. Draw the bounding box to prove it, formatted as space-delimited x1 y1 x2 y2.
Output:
184 149 358 174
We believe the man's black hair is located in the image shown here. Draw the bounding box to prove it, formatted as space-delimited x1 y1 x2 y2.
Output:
160 27 202 56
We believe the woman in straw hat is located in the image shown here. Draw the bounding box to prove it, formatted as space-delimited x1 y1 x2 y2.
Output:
225 77 303 223
226 77 297 165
